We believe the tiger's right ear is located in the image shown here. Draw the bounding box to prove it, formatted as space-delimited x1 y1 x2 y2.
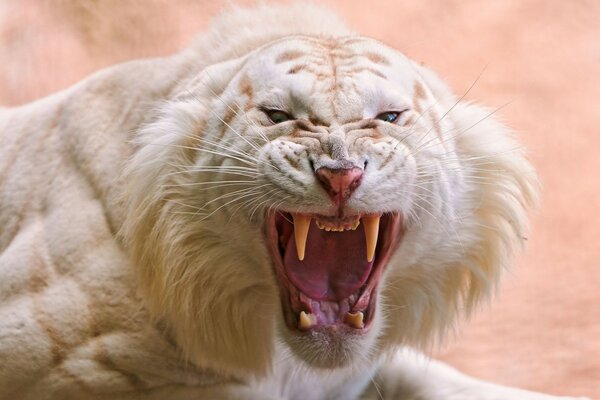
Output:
171 56 249 102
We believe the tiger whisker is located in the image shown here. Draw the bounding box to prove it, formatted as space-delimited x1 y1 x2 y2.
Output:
180 133 261 164
410 199 465 256
408 65 487 151
202 184 271 208
147 141 258 167
198 188 268 222
162 179 257 188
433 64 487 128
413 102 510 155
230 187 281 221
205 106 262 153
167 199 203 212
248 194 288 221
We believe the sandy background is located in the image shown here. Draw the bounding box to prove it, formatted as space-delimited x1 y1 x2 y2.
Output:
1 1 598 398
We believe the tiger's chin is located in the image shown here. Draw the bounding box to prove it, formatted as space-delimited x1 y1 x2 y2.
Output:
265 211 404 367
280 323 379 368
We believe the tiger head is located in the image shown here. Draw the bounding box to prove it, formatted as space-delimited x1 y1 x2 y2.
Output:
124 34 537 377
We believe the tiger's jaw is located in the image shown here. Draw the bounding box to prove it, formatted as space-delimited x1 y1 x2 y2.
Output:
265 211 404 365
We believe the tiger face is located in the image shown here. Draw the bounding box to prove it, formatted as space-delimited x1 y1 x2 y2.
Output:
210 36 464 364
126 34 535 374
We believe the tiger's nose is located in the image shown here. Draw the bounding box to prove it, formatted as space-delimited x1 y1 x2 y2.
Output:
315 167 363 204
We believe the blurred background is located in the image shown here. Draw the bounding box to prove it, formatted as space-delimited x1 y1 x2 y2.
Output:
1 1 598 398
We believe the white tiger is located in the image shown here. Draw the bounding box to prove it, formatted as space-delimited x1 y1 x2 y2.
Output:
0 3 587 400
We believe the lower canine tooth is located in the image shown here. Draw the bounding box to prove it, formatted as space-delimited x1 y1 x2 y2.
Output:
344 311 364 329
362 215 380 262
292 214 311 261
299 311 316 330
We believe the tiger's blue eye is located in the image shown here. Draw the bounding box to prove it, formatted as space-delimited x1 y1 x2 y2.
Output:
375 111 400 123
266 110 293 124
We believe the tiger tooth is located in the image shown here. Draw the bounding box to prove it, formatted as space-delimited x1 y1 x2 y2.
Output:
293 214 311 261
344 311 364 329
362 215 380 262
299 311 316 330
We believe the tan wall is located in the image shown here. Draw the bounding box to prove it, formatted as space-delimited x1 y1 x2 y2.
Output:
1 1 597 397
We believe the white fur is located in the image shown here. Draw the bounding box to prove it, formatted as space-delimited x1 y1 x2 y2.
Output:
0 3 588 399
124 3 538 376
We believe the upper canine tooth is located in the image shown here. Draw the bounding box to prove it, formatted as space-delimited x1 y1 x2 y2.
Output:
299 311 316 330
293 214 311 261
362 215 380 262
344 311 364 329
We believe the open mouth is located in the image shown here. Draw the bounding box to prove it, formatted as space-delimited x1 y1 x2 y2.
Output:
265 211 404 333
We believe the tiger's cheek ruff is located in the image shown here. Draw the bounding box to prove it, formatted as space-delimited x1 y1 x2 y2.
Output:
379 102 539 350
122 97 282 377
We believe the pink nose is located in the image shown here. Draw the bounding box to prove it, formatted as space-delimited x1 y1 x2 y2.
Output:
315 167 364 204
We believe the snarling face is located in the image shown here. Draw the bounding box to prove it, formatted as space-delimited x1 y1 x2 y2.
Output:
125 35 536 375
246 37 461 366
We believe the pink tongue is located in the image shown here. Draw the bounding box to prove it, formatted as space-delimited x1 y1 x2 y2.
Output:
283 220 373 301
